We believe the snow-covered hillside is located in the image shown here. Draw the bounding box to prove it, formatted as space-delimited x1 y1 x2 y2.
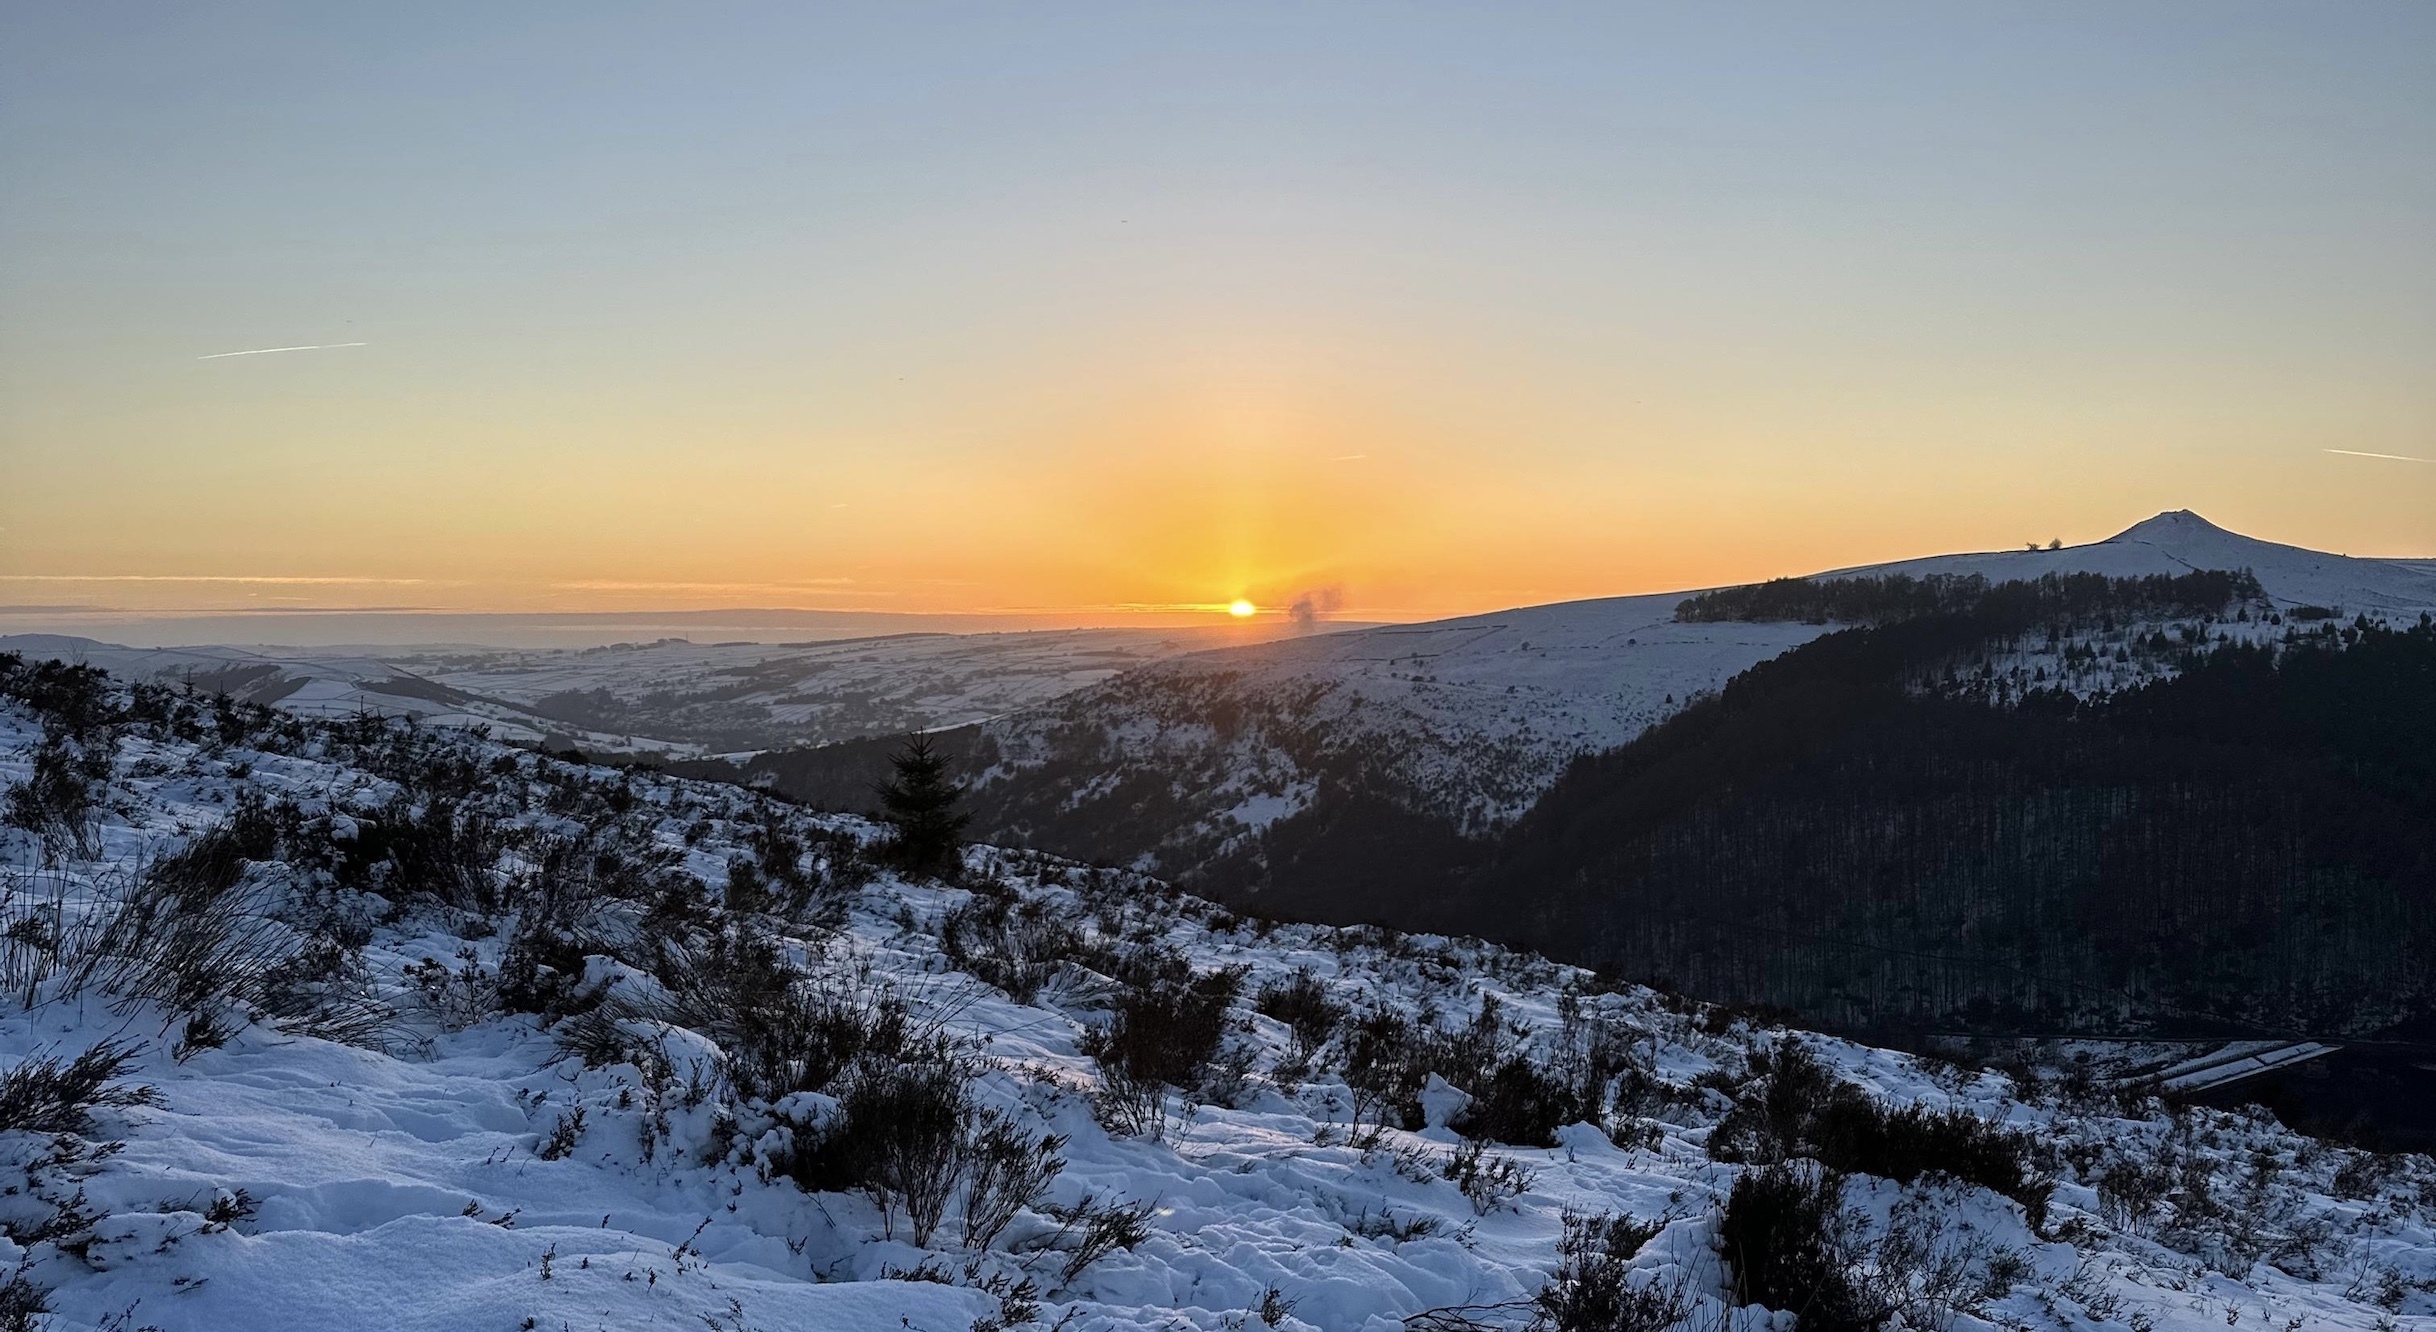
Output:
954 513 2436 877
1849 511 2436 616
2 655 2432 1332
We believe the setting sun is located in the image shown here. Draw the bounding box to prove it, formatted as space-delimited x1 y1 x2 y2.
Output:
1227 599 1257 618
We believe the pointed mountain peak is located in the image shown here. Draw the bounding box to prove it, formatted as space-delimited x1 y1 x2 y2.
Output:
2107 510 2233 544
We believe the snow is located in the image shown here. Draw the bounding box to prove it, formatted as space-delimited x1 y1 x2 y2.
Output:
0 627 1301 761
2 668 2433 1331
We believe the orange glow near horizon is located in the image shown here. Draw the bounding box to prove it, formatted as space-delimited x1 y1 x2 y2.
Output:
4 8 2432 630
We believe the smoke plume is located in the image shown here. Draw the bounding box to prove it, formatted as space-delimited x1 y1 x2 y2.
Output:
1288 586 1344 633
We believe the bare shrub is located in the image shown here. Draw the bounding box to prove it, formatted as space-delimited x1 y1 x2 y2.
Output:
0 873 98 1009
1723 1164 2014 1332
656 930 930 1101
1342 1008 1430 1133
0 656 117 740
494 912 600 1021
778 1041 978 1246
2098 1158 2172 1234
72 800 382 1043
961 1109 1065 1250
723 815 865 921
403 948 500 1032
536 1105 587 1160
3 728 111 864
1041 1192 1155 1286
1722 1163 1866 1332
0 1258 48 1332
1339 993 1550 1136
331 798 503 911
1446 1139 1538 1215
1533 1211 1680 1332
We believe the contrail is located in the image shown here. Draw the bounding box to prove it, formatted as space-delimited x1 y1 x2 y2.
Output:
197 341 368 360
2325 448 2431 464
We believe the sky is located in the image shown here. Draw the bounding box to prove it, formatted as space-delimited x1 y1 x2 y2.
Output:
4 3 2433 628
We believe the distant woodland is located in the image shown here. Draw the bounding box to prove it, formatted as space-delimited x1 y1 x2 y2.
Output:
1442 610 2436 1040
1674 568 2264 626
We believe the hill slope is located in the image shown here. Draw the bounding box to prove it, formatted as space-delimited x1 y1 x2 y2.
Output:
3 653 2434 1330
732 513 2436 893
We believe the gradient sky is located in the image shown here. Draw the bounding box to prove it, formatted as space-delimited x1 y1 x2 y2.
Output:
4 3 2432 624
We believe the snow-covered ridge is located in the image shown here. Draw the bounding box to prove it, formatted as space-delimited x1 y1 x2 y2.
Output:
962 513 2436 876
1838 511 2436 616
2 656 2433 1331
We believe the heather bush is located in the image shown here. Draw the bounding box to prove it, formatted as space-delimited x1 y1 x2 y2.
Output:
1254 968 1343 1067
1534 1211 1681 1332
0 1041 158 1136
1081 952 1246 1137
1713 1043 2048 1225
942 894 1100 1004
1452 1053 1598 1148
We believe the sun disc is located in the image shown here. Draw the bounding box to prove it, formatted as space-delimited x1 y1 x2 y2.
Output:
1227 599 1256 618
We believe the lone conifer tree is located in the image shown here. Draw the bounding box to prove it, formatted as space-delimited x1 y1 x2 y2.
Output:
875 734 969 877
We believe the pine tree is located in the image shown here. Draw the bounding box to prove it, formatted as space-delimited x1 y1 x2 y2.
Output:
875 734 969 877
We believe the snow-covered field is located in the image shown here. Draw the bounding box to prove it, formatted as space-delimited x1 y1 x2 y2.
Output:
0 626 1299 760
2 655 2432 1331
